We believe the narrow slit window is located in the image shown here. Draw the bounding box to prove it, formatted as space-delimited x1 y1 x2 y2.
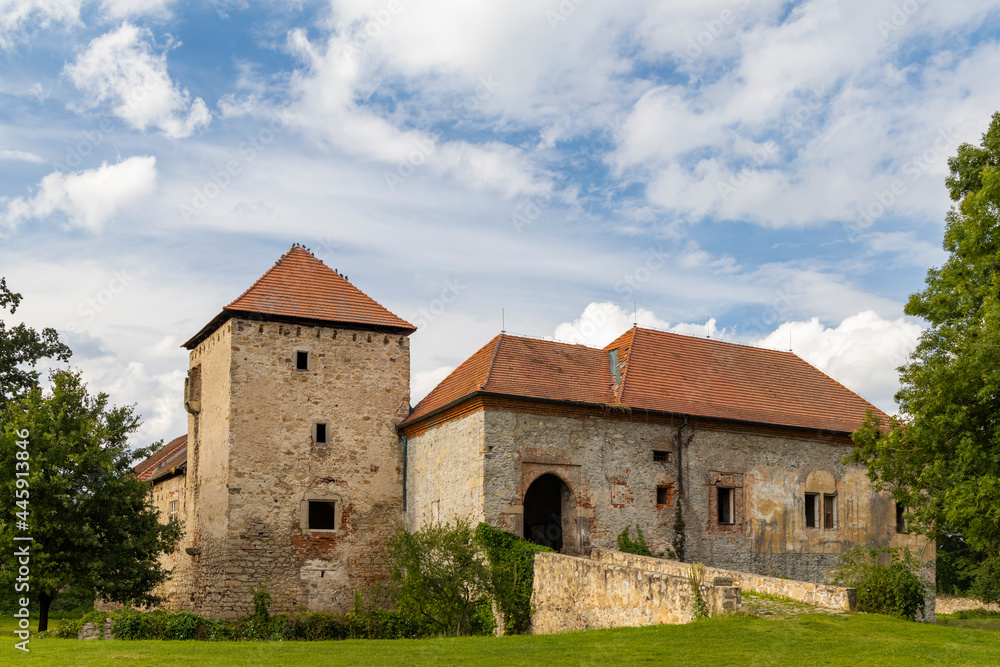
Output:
308 500 338 530
896 502 908 534
315 423 327 444
717 487 734 524
653 450 670 462
805 492 818 528
296 350 309 370
656 485 671 506
823 494 836 529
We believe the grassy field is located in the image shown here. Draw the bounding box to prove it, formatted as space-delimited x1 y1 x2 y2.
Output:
0 612 998 666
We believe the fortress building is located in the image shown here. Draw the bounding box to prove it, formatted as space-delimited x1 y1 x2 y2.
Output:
135 245 934 617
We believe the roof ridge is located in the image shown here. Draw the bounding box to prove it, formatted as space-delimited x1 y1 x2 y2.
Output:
479 333 504 391
224 244 304 310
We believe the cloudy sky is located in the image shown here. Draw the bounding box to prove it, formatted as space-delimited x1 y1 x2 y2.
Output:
2 0 998 446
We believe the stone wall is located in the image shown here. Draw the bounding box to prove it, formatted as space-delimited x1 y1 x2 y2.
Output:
591 548 856 611
405 410 485 529
474 405 934 588
530 551 739 634
148 472 193 610
935 597 1000 615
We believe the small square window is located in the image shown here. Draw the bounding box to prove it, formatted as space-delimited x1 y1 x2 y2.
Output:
653 450 670 462
717 487 734 524
296 350 309 370
805 492 818 528
823 494 836 529
315 423 327 444
308 500 339 530
896 502 909 534
656 485 671 507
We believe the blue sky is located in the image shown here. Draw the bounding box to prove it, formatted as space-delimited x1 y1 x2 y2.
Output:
2 0 999 445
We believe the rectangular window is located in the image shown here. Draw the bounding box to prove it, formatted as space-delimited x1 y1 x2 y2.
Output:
315 423 327 444
823 494 836 529
308 500 338 530
805 493 818 528
896 502 908 534
168 500 178 520
717 487 734 524
656 485 672 507
296 350 309 370
653 450 670 462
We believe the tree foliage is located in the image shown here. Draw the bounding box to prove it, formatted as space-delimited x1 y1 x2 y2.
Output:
830 546 926 621
0 278 72 411
0 370 182 632
848 112 1000 590
387 520 494 637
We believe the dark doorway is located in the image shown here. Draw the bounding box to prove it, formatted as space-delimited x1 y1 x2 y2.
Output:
523 474 567 551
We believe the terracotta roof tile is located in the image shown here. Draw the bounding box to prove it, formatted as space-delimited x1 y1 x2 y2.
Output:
135 434 187 482
401 334 615 427
184 245 415 348
615 328 887 433
402 327 888 434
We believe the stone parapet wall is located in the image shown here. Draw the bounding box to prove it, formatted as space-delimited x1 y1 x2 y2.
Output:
936 597 1000 615
530 551 739 634
591 548 856 611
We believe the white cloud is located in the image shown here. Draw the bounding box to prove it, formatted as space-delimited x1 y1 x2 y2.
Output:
411 365 453 403
65 23 211 138
2 156 157 232
0 148 44 162
99 0 175 20
754 311 924 412
0 0 82 49
551 302 722 348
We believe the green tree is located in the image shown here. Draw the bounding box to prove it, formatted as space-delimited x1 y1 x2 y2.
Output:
0 278 72 411
0 370 182 632
388 520 493 637
849 111 1000 598
830 545 926 621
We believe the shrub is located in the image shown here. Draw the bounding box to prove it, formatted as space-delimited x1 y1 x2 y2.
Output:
617 525 652 557
475 522 552 635
388 520 494 636
830 545 926 621
969 554 1000 604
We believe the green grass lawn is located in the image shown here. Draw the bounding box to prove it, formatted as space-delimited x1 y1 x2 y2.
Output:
0 613 998 666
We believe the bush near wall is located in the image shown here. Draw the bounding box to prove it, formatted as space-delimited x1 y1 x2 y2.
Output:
829 545 926 621
475 522 553 635
52 606 436 641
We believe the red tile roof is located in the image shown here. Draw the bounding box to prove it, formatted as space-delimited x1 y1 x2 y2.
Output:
135 434 187 482
183 245 415 349
401 327 888 434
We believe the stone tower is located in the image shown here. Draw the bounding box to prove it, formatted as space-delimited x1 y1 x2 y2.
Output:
177 245 415 616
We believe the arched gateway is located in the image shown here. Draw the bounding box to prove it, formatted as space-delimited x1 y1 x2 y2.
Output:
523 473 573 552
